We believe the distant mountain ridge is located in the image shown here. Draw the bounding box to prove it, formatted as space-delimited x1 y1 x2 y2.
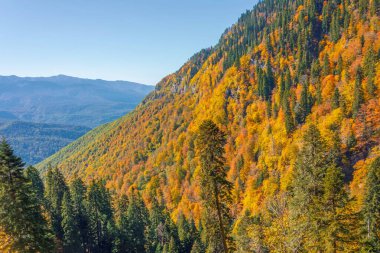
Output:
0 75 154 127
0 121 90 165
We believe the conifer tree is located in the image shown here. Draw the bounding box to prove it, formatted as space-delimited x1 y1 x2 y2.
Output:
362 157 380 251
62 191 82 253
196 120 233 253
177 214 196 253
352 69 364 118
289 125 329 252
70 177 89 252
45 167 68 245
113 194 129 253
332 87 340 110
87 180 115 253
24 166 45 203
363 46 377 97
126 190 148 253
322 166 352 252
0 139 53 252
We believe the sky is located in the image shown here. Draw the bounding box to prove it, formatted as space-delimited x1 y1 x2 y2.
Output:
0 0 256 85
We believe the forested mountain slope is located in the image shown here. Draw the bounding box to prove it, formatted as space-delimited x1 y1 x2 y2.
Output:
38 0 380 251
0 75 153 127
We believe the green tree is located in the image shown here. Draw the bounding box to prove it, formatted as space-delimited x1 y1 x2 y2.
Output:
62 191 82 253
196 120 233 253
45 166 68 245
289 124 329 252
332 87 340 110
352 69 364 118
24 166 45 204
177 214 196 253
70 177 89 252
113 194 129 253
125 190 148 253
0 139 53 252
87 180 115 253
322 166 352 252
362 157 380 251
363 46 377 97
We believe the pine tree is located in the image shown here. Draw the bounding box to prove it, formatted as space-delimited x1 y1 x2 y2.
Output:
190 238 205 253
289 125 329 252
332 87 340 110
323 53 330 76
363 46 377 97
87 180 115 253
24 166 45 204
196 120 233 253
352 69 364 118
45 166 68 245
362 157 380 251
283 96 294 135
70 177 89 252
0 139 53 252
177 214 196 253
125 190 148 253
322 166 352 252
113 194 129 253
62 191 82 253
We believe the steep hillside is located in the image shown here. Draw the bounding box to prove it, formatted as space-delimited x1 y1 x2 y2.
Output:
38 0 379 249
0 75 153 127
0 121 90 164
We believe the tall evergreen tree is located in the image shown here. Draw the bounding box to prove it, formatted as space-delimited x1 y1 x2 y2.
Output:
70 177 89 252
0 139 53 252
196 120 233 253
87 180 115 253
125 189 148 253
62 192 82 253
362 157 380 251
352 69 364 118
289 125 329 252
45 166 68 246
113 194 129 253
332 87 340 110
322 166 352 252
24 166 45 204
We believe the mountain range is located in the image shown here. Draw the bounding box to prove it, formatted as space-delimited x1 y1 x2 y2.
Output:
0 75 153 164
0 75 153 127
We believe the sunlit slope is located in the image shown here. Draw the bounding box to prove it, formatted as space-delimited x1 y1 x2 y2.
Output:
38 0 380 221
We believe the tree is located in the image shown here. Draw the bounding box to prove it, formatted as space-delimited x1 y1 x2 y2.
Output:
363 46 377 97
24 166 45 204
125 189 148 253
62 192 82 253
113 194 129 253
0 139 53 252
332 87 340 110
70 177 89 252
87 180 115 253
362 157 380 251
196 120 233 253
177 214 196 253
45 166 68 246
352 69 364 118
322 166 352 252
289 125 329 252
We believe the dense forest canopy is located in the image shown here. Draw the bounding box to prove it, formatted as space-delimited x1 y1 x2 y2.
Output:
3 0 380 252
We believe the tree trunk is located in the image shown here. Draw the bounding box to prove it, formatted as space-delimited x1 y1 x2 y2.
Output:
213 180 228 253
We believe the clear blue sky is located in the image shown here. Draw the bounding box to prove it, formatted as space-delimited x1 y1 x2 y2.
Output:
0 0 256 85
